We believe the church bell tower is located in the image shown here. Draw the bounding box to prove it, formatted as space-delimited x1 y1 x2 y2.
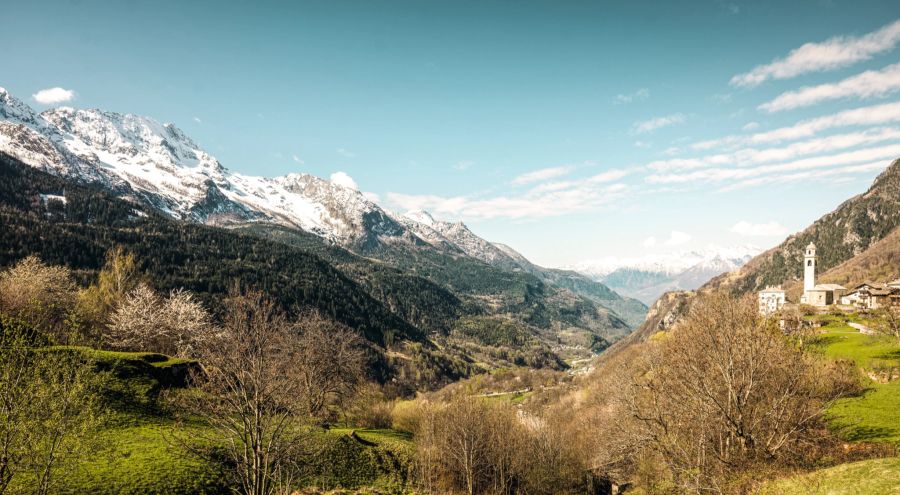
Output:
804 242 817 292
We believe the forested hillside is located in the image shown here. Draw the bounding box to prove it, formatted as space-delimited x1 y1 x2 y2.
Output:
705 159 900 295
0 152 433 346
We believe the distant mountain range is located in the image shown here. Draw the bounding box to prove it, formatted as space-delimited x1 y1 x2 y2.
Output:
567 246 760 305
0 87 647 373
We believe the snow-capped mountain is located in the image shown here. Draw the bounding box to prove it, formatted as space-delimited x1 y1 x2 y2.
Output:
0 87 412 249
569 245 760 279
0 87 649 330
395 210 532 272
568 246 761 305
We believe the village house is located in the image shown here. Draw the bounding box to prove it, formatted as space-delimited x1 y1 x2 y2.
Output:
758 286 786 315
758 242 897 314
841 282 900 310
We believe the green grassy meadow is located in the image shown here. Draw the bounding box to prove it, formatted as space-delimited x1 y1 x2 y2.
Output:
8 347 414 495
759 458 900 495
760 315 900 493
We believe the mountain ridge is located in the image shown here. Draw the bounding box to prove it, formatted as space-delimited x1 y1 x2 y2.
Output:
704 158 900 295
0 87 646 360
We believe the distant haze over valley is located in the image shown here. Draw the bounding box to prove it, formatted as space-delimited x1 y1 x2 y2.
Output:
566 245 762 304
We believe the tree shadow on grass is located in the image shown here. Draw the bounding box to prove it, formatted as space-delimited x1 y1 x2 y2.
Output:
829 422 898 443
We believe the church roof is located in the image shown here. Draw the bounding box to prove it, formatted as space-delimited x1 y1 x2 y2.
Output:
815 284 846 291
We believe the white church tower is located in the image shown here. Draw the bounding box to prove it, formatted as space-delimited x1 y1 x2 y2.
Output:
804 242 817 292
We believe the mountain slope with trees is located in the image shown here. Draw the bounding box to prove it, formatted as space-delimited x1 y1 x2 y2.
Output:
704 159 900 295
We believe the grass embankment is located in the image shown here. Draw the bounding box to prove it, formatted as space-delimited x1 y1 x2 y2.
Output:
806 317 900 444
759 315 900 493
19 347 413 495
759 457 900 495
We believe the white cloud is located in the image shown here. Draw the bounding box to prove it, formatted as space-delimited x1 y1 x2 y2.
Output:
759 62 900 112
330 171 359 190
614 88 650 105
649 127 900 172
454 160 475 171
587 169 628 183
663 231 692 246
32 87 76 105
193 116 202 124
633 140 652 148
385 180 629 220
692 100 900 150
511 165 573 185
730 221 788 237
292 155 305 164
742 121 760 131
337 148 357 158
642 236 657 247
646 143 900 185
362 191 381 203
632 113 686 134
720 160 889 191
731 19 900 87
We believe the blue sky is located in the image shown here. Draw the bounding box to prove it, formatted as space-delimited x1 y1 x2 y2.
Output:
3 0 900 266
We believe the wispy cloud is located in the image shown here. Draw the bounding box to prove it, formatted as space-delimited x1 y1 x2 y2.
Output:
646 144 900 185
454 160 475 171
193 116 203 124
730 221 788 237
731 19 900 87
511 165 573 185
632 113 686 134
664 231 692 246
614 88 650 105
386 178 629 220
292 155 304 164
330 171 359 190
720 160 888 191
649 127 900 172
742 121 760 131
337 148 357 158
32 87 76 105
693 101 900 150
759 62 900 112
642 236 657 248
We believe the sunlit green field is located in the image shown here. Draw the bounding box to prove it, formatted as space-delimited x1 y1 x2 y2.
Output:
807 318 900 444
10 348 414 495
759 458 900 495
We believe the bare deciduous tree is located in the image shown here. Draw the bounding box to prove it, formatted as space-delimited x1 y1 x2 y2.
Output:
171 292 367 495
292 311 366 422
872 308 900 346
615 293 855 493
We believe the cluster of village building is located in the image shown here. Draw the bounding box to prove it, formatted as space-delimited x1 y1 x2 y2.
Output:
758 243 900 316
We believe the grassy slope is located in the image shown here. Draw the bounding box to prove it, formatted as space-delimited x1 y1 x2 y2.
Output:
759 458 900 495
807 318 900 443
759 317 900 493
17 348 414 495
